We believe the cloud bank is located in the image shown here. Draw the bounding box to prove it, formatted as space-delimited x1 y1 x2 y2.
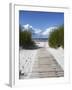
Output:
21 24 57 38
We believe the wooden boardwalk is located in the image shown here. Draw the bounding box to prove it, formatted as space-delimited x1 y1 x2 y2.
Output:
30 47 64 78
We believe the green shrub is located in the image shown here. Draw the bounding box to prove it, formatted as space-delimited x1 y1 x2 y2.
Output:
48 25 64 48
19 29 35 49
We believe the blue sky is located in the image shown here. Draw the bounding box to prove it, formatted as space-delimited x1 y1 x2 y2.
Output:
19 10 64 30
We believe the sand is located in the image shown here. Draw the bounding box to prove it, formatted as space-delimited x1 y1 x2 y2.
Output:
19 41 64 79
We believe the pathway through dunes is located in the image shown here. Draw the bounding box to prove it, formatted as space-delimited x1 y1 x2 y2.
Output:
30 47 64 78
19 42 64 79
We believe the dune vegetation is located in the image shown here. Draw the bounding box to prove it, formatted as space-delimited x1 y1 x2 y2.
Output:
48 25 64 48
19 25 36 49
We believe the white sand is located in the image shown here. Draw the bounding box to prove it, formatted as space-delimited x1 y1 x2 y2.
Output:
20 41 64 78
19 49 37 78
45 42 64 70
35 41 45 47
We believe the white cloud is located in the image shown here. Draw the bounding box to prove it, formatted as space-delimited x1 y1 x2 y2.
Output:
22 24 58 38
34 29 42 34
23 24 33 30
22 24 42 34
42 26 57 36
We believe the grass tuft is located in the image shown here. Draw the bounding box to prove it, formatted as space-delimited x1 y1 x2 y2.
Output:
48 25 64 48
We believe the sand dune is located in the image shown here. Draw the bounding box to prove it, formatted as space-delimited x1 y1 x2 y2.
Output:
19 49 37 78
19 41 64 79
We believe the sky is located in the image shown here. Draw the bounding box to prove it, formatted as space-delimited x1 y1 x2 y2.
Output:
19 10 64 30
